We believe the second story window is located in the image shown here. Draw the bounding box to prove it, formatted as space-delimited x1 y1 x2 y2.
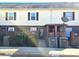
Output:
28 12 39 21
63 12 75 21
6 12 16 20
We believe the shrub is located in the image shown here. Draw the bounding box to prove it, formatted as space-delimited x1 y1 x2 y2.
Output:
10 34 36 47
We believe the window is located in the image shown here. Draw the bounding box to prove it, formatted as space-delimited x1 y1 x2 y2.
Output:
31 12 36 20
8 27 15 32
8 12 14 20
30 27 37 32
49 26 54 32
28 12 39 21
6 12 16 20
63 12 75 21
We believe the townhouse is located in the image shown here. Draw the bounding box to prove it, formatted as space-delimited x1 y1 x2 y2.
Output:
0 2 79 48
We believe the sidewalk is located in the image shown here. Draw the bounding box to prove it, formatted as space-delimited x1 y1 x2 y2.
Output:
0 47 79 57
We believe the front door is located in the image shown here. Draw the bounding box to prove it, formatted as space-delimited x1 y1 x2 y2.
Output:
66 27 72 40
39 28 44 40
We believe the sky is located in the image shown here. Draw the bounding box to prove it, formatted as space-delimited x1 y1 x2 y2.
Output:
0 0 78 3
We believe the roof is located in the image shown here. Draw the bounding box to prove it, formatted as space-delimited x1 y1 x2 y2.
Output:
0 2 79 9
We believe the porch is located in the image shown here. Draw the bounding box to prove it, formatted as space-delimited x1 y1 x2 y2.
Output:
44 24 79 48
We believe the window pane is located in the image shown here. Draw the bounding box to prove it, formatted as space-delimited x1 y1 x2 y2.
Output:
31 13 35 17
65 12 73 17
30 27 37 31
67 17 73 21
9 12 14 17
8 12 14 20
8 27 15 32
9 17 14 20
31 17 35 20
31 12 36 20
65 12 73 21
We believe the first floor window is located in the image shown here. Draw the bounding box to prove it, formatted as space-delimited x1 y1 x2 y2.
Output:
8 27 15 32
30 27 37 32
63 12 75 21
28 12 39 21
6 12 16 20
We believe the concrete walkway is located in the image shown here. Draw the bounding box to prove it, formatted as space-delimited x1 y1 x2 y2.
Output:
0 47 79 57
39 40 46 47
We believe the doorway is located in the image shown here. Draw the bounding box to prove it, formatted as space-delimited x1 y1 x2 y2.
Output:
39 28 44 40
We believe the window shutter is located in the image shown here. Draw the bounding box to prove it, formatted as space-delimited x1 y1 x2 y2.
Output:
73 12 75 20
28 12 30 20
14 12 16 20
5 12 8 20
63 12 65 17
36 12 39 20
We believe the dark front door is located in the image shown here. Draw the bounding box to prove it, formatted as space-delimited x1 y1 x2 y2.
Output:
39 28 44 40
